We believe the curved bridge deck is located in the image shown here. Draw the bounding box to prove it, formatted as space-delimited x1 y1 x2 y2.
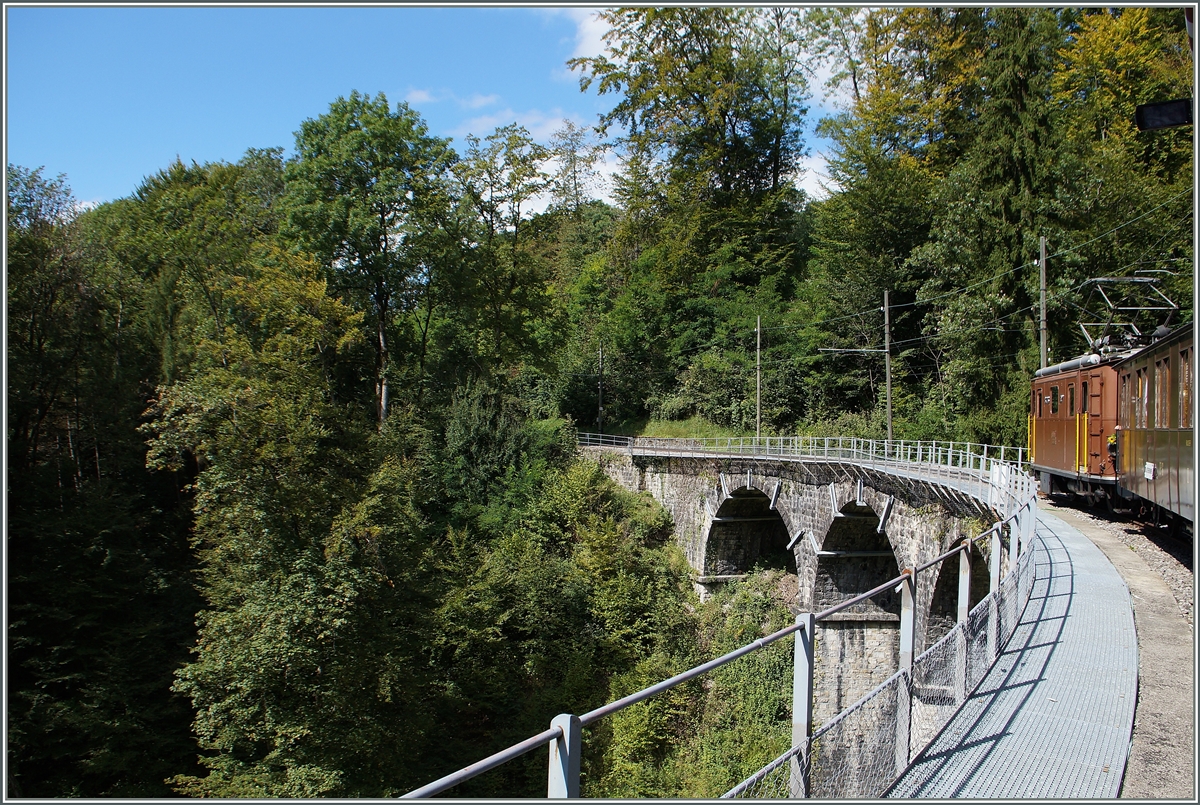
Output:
887 503 1138 798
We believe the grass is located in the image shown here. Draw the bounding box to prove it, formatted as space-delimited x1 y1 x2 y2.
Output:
598 415 752 439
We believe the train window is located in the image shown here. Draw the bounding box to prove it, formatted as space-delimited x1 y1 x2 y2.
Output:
1136 368 1148 428
1068 384 1075 417
1121 373 1130 425
1155 358 1170 429
1050 385 1060 415
1036 387 1043 417
1181 348 1193 429
1081 381 1088 414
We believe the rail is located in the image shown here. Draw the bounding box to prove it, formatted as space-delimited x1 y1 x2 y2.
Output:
402 436 1037 798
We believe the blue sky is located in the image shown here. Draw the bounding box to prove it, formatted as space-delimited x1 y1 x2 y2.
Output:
5 5 834 208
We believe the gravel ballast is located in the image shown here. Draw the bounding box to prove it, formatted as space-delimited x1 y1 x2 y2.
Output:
1037 497 1194 799
1040 497 1192 629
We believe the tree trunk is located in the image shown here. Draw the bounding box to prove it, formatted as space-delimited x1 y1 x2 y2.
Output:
376 286 390 427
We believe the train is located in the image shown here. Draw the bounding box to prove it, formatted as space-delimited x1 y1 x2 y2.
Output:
1028 323 1194 532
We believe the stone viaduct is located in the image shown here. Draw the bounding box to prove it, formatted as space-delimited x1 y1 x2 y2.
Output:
582 443 1015 726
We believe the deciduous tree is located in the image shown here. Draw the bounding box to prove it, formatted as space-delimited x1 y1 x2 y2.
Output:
284 91 456 425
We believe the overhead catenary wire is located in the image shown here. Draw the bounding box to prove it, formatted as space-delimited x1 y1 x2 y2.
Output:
888 252 1191 351
577 190 1191 371
760 188 1193 336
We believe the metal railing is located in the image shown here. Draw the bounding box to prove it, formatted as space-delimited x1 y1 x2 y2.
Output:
723 524 1037 798
576 433 1027 472
402 437 1038 799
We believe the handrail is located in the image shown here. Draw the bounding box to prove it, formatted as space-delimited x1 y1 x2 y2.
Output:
400 725 565 799
403 436 1036 798
580 567 921 727
576 433 1027 472
579 433 1033 522
401 573 931 799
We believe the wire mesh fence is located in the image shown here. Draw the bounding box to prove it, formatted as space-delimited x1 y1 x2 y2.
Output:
723 671 908 799
724 543 1036 799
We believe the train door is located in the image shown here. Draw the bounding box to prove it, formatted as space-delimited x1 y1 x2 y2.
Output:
1068 381 1081 474
1048 382 1064 470
1087 371 1105 475
1031 383 1044 464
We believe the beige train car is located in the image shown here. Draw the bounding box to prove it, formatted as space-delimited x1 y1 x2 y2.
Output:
1113 324 1194 527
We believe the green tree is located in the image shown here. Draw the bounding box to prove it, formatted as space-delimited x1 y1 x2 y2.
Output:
901 8 1076 444
451 124 555 376
567 9 813 427
1050 7 1194 328
7 165 203 797
7 166 90 479
575 7 808 204
146 249 443 796
284 91 456 425
549 120 605 222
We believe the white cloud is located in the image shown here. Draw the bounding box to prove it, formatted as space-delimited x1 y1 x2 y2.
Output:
404 89 501 110
454 108 576 144
593 148 620 204
406 88 437 105
462 93 500 110
535 7 609 59
539 7 611 82
796 151 836 202
563 8 609 59
807 52 858 111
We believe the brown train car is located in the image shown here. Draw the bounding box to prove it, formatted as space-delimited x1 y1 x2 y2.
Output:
1028 352 1130 503
1113 324 1194 526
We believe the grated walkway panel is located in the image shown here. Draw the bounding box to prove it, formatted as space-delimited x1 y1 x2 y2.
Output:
887 506 1137 798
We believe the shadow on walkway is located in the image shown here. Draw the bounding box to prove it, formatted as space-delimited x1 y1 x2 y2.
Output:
888 510 1136 799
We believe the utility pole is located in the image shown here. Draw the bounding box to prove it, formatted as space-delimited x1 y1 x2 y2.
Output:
1040 236 1048 369
597 345 604 435
883 291 893 442
817 294 893 442
756 314 761 439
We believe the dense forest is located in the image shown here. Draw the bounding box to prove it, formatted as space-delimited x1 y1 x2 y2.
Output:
7 7 1193 798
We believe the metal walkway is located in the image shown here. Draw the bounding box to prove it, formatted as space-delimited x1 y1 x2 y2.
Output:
887 505 1138 798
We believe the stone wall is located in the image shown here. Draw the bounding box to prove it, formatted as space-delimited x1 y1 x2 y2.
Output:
813 621 902 722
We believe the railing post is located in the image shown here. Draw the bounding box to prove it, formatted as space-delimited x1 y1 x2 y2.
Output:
547 714 581 798
790 613 815 798
988 525 1002 663
1008 513 1020 566
895 570 915 774
956 541 971 704
1022 498 1035 556
898 569 915 674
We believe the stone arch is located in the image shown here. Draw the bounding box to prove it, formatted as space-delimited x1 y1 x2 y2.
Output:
700 480 792 579
585 450 1001 652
